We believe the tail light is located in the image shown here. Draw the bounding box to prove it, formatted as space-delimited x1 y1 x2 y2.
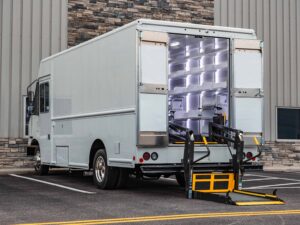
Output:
143 152 150 161
246 152 253 159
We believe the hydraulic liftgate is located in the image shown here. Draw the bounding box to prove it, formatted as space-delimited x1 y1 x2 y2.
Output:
170 122 285 206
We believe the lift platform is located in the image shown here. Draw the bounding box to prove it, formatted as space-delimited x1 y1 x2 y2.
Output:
192 172 284 206
174 122 285 206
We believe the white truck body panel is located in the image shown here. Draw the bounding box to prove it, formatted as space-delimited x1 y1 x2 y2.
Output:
28 19 262 170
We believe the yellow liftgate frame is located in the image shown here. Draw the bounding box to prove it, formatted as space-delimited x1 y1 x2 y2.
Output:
178 123 285 206
192 172 285 206
192 173 235 193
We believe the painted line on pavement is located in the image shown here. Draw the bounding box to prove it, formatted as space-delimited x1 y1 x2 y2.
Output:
243 177 279 182
246 173 300 182
10 174 96 194
253 186 300 189
244 181 300 190
17 210 300 225
160 177 176 181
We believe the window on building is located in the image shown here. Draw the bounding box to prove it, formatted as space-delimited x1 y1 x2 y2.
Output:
277 107 300 140
39 82 49 113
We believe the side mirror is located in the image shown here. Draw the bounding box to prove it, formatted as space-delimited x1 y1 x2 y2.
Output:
28 91 34 102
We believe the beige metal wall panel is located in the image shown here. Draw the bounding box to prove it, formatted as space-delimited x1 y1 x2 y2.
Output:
297 1 300 106
31 1 41 84
60 0 67 50
290 0 297 106
0 0 67 138
51 0 60 55
215 0 300 141
0 0 12 138
10 0 22 138
0 0 2 135
42 0 51 59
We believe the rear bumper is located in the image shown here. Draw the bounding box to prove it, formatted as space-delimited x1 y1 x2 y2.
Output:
139 163 263 174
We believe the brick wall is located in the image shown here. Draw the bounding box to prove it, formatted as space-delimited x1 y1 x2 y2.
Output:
0 138 34 169
261 142 300 168
68 0 214 46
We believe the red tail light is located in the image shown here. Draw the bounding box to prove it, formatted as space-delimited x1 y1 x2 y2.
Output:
246 152 253 159
143 152 150 161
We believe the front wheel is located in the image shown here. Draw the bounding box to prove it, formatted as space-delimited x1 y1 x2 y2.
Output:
93 149 119 189
34 146 49 175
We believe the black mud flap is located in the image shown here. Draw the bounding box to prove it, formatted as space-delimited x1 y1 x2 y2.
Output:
193 189 285 206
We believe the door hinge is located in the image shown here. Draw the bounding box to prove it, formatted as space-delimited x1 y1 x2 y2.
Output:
232 88 264 98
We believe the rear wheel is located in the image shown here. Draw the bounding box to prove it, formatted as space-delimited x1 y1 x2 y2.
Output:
175 173 185 187
93 149 118 189
34 146 49 175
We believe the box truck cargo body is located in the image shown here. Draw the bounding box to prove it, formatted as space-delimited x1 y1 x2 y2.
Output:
27 19 263 188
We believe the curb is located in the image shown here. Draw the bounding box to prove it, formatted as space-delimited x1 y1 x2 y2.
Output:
0 168 35 175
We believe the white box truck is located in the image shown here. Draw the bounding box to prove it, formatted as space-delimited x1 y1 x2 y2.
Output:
26 19 265 191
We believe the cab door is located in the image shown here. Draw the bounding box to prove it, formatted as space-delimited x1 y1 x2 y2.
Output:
138 31 169 147
38 76 52 163
231 39 263 142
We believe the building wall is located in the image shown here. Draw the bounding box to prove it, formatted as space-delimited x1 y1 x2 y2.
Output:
214 0 300 167
214 0 300 142
0 0 68 139
68 0 214 46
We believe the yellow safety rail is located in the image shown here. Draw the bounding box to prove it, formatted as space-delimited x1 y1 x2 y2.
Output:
202 136 208 145
253 136 260 145
174 141 218 144
174 136 217 145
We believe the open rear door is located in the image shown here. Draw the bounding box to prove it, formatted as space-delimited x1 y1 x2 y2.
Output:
137 31 169 147
231 39 263 142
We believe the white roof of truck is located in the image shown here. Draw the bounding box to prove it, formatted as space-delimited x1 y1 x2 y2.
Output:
41 19 256 63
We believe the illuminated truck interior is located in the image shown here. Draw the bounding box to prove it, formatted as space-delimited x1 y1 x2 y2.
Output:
168 34 230 143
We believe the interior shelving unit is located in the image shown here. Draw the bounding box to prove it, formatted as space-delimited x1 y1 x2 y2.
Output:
168 34 229 141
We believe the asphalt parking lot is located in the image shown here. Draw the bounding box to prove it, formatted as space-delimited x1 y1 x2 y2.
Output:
0 170 300 225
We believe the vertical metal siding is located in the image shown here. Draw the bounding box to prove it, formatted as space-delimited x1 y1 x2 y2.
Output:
215 0 300 141
0 0 67 138
297 1 300 106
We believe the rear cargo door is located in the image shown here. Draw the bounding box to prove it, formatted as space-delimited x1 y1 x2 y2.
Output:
138 31 168 147
231 39 263 139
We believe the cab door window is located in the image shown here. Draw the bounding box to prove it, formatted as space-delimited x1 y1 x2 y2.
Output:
39 82 49 113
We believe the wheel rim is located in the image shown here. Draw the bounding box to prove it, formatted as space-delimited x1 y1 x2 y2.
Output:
34 149 41 172
95 156 106 183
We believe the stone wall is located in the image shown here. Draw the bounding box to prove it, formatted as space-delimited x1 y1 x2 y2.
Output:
0 138 34 169
68 0 214 46
260 142 300 168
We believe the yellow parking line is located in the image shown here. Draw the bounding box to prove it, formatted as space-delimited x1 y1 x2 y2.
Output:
17 209 300 225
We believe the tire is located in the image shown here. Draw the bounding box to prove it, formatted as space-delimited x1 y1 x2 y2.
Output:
34 146 49 175
115 168 129 189
93 149 119 189
175 173 185 187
